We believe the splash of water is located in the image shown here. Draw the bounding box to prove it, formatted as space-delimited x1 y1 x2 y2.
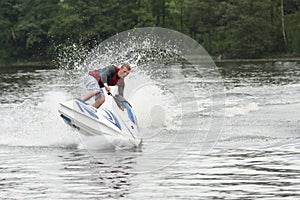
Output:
55 29 190 131
0 90 80 147
54 28 224 155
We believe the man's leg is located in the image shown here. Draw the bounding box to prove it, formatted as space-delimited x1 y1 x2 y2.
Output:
81 90 99 101
82 74 105 108
93 95 105 108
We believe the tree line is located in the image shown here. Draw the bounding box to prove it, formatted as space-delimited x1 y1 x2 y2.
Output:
0 0 299 63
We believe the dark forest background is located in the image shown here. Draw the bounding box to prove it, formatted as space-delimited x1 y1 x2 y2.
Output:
1 0 299 63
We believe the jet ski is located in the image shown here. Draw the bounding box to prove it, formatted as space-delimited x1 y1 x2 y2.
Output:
58 87 142 147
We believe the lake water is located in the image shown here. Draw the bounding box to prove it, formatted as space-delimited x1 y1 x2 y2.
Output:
0 61 299 199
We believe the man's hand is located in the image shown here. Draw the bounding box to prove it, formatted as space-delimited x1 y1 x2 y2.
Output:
104 83 111 93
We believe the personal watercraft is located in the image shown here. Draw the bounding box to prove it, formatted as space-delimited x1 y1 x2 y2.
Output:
58 88 141 147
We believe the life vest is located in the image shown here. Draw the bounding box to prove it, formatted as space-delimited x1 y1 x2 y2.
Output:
88 65 124 87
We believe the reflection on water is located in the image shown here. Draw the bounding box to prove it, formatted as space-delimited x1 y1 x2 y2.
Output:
0 146 139 199
0 61 300 199
218 61 300 87
0 67 70 104
2 140 299 199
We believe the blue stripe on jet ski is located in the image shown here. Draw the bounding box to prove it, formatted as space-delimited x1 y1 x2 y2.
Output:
103 108 122 130
75 100 98 119
76 98 89 105
60 114 80 130
123 102 136 124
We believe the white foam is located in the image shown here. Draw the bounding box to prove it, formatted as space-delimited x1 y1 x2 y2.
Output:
224 102 260 118
0 90 80 147
127 80 182 130
77 134 137 151
77 135 115 150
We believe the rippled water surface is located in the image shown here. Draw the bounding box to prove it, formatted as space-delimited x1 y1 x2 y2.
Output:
0 61 300 199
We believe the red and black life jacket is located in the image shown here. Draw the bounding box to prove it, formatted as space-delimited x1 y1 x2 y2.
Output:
88 65 124 87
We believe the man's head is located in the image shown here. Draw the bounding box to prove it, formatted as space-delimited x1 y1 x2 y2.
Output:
118 64 131 78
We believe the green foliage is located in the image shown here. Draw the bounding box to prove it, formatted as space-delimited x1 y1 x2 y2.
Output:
0 0 59 62
223 1 275 58
286 12 300 53
0 0 299 62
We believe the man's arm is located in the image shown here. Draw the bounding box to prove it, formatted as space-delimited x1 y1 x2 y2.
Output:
118 81 125 97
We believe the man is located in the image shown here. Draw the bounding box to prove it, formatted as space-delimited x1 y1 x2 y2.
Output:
81 64 131 108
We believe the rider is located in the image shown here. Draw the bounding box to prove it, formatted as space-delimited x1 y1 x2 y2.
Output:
81 63 131 108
